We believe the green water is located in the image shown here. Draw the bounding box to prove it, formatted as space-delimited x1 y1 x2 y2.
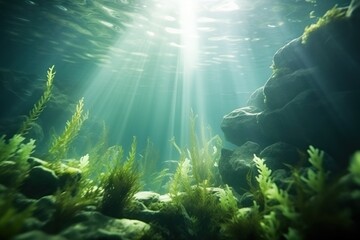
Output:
0 0 350 161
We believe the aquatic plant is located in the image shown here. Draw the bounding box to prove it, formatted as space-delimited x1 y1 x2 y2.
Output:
165 112 230 239
99 136 141 218
18 65 55 136
171 185 222 239
301 145 326 193
0 134 35 164
49 97 89 160
167 183 250 240
247 145 360 239
169 111 222 194
253 155 297 239
218 185 261 240
301 5 347 44
220 203 262 240
0 134 35 188
188 111 222 185
349 151 360 184
43 179 102 234
183 186 220 239
138 138 169 193
86 122 109 178
168 148 192 196
0 193 34 239
3 65 360 239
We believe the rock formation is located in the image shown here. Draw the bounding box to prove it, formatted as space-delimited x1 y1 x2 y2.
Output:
220 0 360 193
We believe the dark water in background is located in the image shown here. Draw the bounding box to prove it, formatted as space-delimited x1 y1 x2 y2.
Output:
0 0 351 162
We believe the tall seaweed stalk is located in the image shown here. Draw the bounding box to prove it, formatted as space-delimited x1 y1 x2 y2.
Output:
49 97 89 160
18 65 55 136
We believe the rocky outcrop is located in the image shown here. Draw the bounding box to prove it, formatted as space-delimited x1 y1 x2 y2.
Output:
220 0 360 191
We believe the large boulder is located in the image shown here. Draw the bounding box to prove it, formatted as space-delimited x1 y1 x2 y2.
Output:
221 0 360 184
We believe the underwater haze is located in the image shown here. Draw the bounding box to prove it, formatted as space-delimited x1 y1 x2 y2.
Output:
0 0 349 161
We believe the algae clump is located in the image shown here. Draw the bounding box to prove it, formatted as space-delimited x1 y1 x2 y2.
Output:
99 136 141 218
302 5 347 44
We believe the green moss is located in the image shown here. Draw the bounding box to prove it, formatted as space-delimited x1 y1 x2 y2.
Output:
301 5 347 44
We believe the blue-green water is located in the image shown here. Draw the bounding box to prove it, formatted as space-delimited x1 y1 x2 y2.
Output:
0 0 350 161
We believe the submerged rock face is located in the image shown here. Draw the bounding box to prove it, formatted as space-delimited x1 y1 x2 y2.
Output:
220 0 360 188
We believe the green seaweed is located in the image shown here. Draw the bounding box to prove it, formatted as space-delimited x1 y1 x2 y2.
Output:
171 185 223 239
99 136 141 218
18 65 55 136
43 177 102 234
253 155 297 239
138 138 169 193
169 111 222 195
301 145 326 193
220 203 262 240
0 193 34 239
249 146 359 239
2 65 360 239
169 147 192 196
49 97 89 160
0 134 35 188
349 151 360 184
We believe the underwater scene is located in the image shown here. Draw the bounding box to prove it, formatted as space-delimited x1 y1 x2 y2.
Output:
1 0 360 239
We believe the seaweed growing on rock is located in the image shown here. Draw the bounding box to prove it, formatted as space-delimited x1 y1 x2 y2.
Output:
2 64 360 239
301 5 347 44
99 136 141 218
